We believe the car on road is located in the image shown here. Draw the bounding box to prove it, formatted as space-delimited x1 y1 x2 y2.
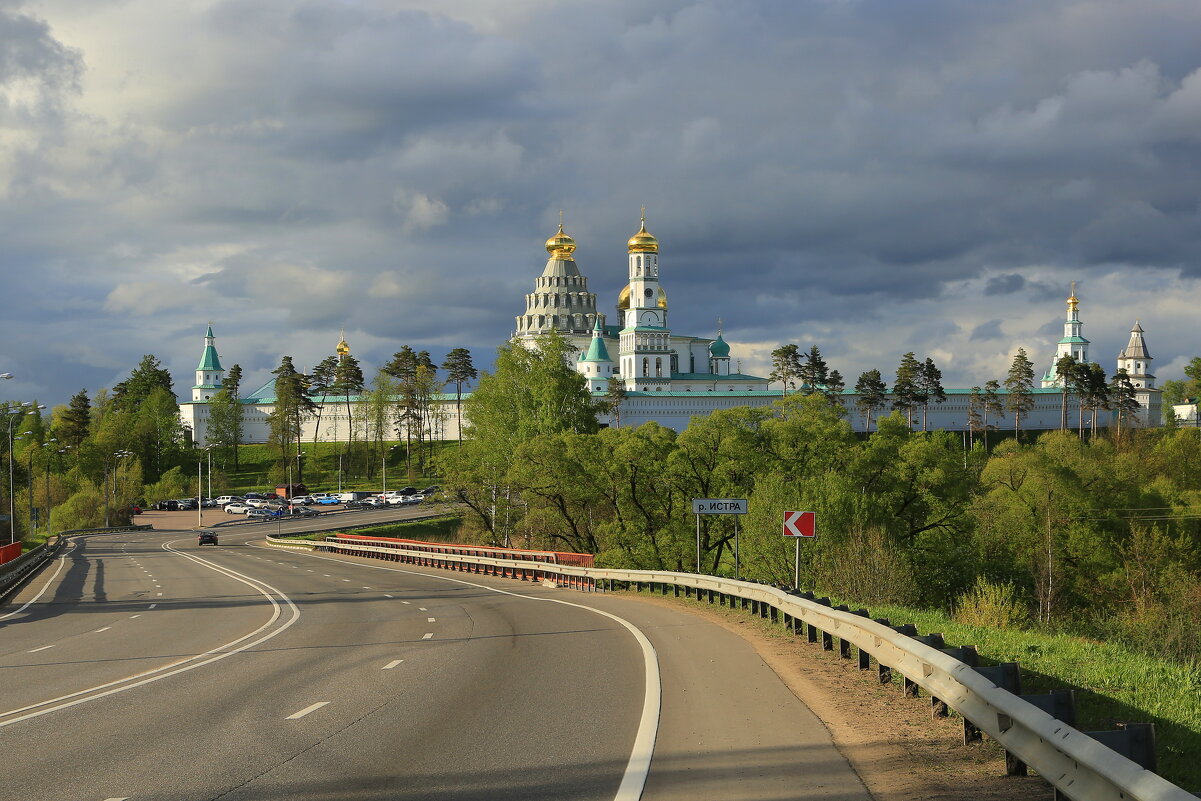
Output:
224 502 251 514
197 531 218 546
245 508 276 520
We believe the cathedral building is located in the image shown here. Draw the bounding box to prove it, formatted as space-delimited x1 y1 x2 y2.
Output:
178 220 1162 444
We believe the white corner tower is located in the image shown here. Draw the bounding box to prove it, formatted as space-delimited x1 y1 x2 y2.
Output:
1118 321 1154 389
618 211 672 391
192 324 225 402
1041 283 1090 388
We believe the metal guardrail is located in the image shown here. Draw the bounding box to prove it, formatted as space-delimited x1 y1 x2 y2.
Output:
1 525 154 600
266 534 1198 801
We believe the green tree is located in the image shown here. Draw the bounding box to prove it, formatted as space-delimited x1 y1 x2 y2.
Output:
823 369 845 407
333 353 366 476
221 364 245 469
917 357 946 432
60 389 91 447
982 379 1002 449
206 389 242 467
308 355 339 446
603 376 628 428
797 346 830 395
769 344 801 397
1053 354 1079 431
269 356 316 483
892 352 922 430
967 386 983 446
441 348 478 445
1109 368 1141 439
854 369 888 431
1004 348 1036 442
1081 363 1110 437
113 355 174 412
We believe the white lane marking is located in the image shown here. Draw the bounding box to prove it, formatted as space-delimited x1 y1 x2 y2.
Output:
422 633 433 640
383 594 394 598
156 592 163 596
362 586 371 589
28 645 55 653
427 617 436 623
94 627 111 633
102 797 131 800
130 615 141 619
401 601 410 605
248 541 662 801
323 574 330 577
341 579 350 582
0 540 76 620
418 607 427 611
285 701 329 720
382 659 404 670
0 542 301 729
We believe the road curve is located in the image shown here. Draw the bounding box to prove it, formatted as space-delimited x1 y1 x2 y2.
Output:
0 527 869 801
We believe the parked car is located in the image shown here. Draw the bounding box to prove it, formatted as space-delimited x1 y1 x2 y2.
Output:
289 495 314 505
176 498 198 511
154 499 179 511
224 502 251 514
201 498 218 508
348 497 384 510
244 498 270 508
245 508 276 520
197 531 218 546
385 495 408 505
283 506 318 517
244 492 266 500
314 496 341 506
215 495 243 506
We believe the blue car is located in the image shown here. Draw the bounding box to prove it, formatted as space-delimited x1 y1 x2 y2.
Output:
314 496 340 506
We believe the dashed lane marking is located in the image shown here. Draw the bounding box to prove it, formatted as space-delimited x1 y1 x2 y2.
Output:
382 660 404 670
94 627 111 633
422 633 433 640
427 617 436 623
148 604 156 609
130 615 141 619
285 701 329 720
28 645 55 653
383 594 393 598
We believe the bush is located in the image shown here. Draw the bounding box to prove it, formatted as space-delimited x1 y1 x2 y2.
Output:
811 528 920 606
954 576 1030 629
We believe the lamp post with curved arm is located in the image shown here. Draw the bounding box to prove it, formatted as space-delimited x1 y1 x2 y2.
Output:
48 444 70 538
104 450 133 528
6 400 35 545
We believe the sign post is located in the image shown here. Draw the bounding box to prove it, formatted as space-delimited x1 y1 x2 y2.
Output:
782 510 816 587
691 498 748 576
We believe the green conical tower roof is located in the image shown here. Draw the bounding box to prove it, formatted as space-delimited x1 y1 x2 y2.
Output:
580 318 612 363
197 325 223 371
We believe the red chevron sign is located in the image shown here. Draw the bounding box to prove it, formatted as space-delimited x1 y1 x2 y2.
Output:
782 511 816 538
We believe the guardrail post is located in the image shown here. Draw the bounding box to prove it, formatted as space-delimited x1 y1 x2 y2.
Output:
851 610 871 668
906 633 944 698
832 605 851 657
964 662 1021 744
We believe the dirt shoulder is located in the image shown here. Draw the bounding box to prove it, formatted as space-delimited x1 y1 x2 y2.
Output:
628 591 1053 801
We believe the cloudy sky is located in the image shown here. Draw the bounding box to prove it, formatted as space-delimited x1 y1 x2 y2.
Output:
2 0 1200 406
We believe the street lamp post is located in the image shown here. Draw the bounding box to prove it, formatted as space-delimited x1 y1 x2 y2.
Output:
105 450 132 528
382 445 398 498
5 401 33 545
49 445 70 538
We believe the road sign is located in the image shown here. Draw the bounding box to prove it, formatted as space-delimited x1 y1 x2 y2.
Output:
783 510 816 538
691 498 748 515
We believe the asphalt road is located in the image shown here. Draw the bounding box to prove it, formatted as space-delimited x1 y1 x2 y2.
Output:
0 525 869 801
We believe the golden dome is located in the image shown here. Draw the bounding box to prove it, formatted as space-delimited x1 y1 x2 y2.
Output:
336 328 350 357
545 223 576 257
627 213 658 254
616 284 667 310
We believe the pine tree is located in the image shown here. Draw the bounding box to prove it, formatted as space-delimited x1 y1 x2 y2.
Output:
892 352 922 430
1109 368 1140 439
270 357 316 482
797 346 829 395
334 353 366 476
854 369 888 431
1082 363 1110 437
441 348 478 446
769 344 802 397
60 389 91 448
113 355 175 412
221 364 244 469
967 386 983 446
824 369 845 407
982 379 1002 449
917 357 946 432
1004 348 1036 443
309 355 339 446
1054 354 1080 431
603 376 628 428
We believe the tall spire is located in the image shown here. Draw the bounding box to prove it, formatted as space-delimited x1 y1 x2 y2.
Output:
337 328 350 358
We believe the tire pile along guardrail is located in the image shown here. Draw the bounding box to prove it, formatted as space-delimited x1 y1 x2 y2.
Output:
265 533 1198 801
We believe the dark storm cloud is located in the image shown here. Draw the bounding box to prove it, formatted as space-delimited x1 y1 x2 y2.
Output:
2 0 1201 402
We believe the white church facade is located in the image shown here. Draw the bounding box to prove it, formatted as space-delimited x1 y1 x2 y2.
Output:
179 218 1161 444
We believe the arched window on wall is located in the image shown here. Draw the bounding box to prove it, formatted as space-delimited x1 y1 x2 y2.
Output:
642 357 649 377
656 358 662 377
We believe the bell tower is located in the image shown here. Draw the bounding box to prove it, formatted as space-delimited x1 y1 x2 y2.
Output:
618 210 672 390
192 324 225 402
